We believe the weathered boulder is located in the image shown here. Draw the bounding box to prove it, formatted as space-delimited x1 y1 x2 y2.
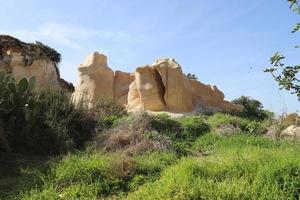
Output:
0 35 73 91
71 52 114 108
280 125 300 140
265 125 281 139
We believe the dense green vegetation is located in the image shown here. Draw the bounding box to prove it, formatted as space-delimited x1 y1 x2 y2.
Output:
128 134 300 200
1 106 300 199
1 129 300 199
2 1 300 198
231 96 274 120
0 72 96 155
1 70 300 199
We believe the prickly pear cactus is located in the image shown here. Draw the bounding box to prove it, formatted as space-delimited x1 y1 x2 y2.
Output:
0 71 36 109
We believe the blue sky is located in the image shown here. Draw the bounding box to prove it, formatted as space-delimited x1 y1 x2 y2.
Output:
1 0 299 114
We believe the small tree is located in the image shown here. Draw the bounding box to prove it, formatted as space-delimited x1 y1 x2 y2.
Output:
264 0 300 100
231 96 273 120
184 73 198 81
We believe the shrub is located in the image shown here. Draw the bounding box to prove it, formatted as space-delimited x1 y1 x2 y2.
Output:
33 90 96 153
214 123 241 136
92 98 128 131
94 113 172 155
207 112 268 135
93 98 127 118
97 115 120 130
0 72 39 153
207 113 250 130
183 73 198 81
149 113 181 135
0 72 96 155
245 121 265 135
179 116 210 140
98 113 212 155
145 114 211 155
231 96 273 120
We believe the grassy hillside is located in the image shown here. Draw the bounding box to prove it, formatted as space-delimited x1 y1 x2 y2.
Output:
1 74 299 199
127 134 300 200
1 113 300 200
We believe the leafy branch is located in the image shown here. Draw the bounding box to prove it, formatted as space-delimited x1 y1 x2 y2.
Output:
264 53 300 99
264 0 300 100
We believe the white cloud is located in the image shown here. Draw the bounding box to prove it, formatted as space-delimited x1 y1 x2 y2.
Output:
1 22 135 50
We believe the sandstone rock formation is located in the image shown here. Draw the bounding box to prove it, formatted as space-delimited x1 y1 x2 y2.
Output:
0 35 73 92
71 52 114 108
128 66 166 111
72 52 239 113
280 125 300 140
153 58 194 112
114 70 135 105
0 36 238 114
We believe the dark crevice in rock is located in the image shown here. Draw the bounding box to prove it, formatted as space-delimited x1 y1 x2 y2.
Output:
153 67 167 106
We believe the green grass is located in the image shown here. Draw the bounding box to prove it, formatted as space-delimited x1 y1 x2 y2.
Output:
0 151 177 199
126 134 300 200
2 133 300 199
1 113 300 200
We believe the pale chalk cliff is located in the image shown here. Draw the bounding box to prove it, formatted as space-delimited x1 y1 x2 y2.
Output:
72 52 239 113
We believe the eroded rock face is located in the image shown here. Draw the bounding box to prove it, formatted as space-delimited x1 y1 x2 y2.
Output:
0 35 73 91
153 58 194 112
72 52 239 113
71 52 114 108
132 66 166 111
188 80 235 112
0 36 238 113
280 125 300 140
128 81 143 110
114 70 135 105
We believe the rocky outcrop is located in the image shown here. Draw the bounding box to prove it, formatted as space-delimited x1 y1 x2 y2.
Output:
153 59 193 112
0 35 73 92
72 52 239 113
0 36 238 114
130 66 166 111
71 52 114 108
114 70 135 105
280 125 300 140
